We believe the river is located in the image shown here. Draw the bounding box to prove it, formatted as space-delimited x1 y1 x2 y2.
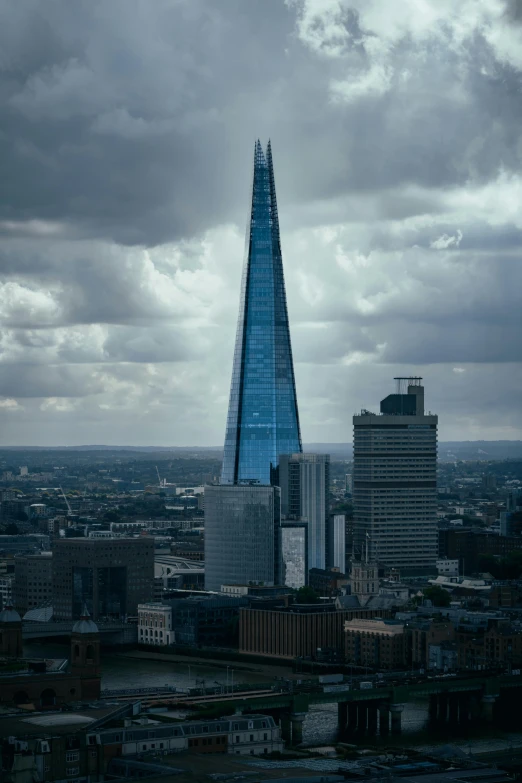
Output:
23 642 522 752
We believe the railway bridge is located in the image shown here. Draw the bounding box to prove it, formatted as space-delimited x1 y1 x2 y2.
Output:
159 672 522 745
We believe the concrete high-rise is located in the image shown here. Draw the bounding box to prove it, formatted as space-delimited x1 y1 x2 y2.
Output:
353 378 437 574
279 453 330 574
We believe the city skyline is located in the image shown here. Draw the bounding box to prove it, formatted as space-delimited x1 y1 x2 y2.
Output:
0 1 520 447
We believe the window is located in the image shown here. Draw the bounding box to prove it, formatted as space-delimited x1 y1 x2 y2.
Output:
250 734 254 742
263 733 268 740
235 736 240 743
66 768 79 776
66 752 79 762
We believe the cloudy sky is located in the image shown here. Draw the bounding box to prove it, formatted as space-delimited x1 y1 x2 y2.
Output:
0 0 521 447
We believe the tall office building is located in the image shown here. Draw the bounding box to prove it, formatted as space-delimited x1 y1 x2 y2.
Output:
353 378 437 575
279 453 330 573
52 537 154 620
206 141 302 590
329 514 346 572
221 140 302 486
204 484 280 591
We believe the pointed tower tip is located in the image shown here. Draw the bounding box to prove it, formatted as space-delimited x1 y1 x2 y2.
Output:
254 138 266 167
81 604 90 618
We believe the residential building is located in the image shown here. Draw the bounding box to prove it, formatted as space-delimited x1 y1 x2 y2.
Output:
138 603 174 646
344 618 406 669
279 453 330 572
13 552 53 613
353 377 438 574
204 484 280 591
220 140 301 487
52 537 154 620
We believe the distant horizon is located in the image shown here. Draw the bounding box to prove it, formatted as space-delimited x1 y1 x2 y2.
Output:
0 439 521 450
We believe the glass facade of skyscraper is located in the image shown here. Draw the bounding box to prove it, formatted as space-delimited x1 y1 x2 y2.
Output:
221 140 301 486
204 484 280 591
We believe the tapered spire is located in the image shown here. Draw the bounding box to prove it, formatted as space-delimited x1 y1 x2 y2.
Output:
221 141 302 486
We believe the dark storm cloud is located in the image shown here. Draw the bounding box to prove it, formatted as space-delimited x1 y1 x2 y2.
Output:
0 0 293 245
0 0 520 444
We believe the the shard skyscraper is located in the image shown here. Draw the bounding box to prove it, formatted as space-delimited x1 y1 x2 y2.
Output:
221 140 302 486
205 141 302 591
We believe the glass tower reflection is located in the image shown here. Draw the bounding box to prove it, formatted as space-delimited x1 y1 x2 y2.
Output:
221 140 302 485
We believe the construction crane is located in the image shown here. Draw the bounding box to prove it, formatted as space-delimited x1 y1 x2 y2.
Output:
155 465 164 488
59 486 73 515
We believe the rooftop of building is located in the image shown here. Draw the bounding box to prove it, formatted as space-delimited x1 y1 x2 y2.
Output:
0 701 134 737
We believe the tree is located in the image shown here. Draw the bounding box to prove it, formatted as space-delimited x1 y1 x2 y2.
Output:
5 522 19 534
295 586 320 604
422 585 451 607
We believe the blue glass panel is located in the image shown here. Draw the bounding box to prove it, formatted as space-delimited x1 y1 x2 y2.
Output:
221 141 301 485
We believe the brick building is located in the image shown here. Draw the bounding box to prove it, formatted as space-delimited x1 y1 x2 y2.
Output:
439 528 522 574
344 618 406 669
456 622 522 670
405 617 455 668
0 608 101 708
239 603 391 659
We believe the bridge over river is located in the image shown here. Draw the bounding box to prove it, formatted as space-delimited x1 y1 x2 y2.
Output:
118 672 522 746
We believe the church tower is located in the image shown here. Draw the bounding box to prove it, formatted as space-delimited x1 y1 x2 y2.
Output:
0 606 23 657
70 606 101 699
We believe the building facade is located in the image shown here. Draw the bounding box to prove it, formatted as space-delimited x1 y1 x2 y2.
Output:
280 522 307 588
204 484 280 591
89 714 283 759
353 378 438 574
240 604 391 659
13 552 53 613
279 453 330 573
344 618 406 669
138 603 174 646
329 513 346 572
52 537 154 620
220 140 301 486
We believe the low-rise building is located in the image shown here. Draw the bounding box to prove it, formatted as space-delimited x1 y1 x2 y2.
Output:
138 603 174 646
308 567 349 597
344 618 406 669
240 603 391 659
88 713 283 760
